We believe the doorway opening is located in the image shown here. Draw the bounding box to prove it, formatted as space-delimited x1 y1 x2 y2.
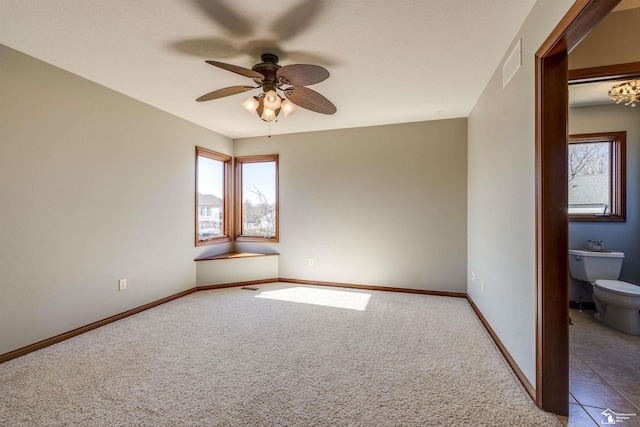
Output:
535 0 622 416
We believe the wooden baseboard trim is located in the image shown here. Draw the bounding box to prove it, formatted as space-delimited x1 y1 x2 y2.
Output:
278 278 467 298
0 288 196 364
195 278 279 291
466 295 536 400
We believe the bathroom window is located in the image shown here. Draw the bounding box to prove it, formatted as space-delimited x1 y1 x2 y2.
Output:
195 147 232 245
568 132 626 222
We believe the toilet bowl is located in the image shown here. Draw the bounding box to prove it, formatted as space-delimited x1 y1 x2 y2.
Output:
593 280 640 335
569 249 640 335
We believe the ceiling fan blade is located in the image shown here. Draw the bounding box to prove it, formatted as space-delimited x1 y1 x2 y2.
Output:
270 0 326 40
192 0 253 37
285 86 337 114
206 60 265 81
277 64 329 86
170 37 239 58
196 86 256 102
286 50 341 67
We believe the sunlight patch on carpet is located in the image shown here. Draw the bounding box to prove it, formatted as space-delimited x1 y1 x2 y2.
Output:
255 287 371 311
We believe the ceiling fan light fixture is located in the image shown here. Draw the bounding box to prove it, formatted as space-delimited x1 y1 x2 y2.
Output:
608 80 639 107
281 99 296 118
263 90 282 110
241 96 260 114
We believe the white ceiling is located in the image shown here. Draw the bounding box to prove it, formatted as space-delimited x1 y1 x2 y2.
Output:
569 80 629 108
1 0 542 139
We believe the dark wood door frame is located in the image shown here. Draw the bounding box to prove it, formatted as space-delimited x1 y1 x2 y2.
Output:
535 0 621 416
569 61 640 83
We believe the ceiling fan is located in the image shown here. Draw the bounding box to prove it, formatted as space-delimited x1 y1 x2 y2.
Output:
196 53 337 121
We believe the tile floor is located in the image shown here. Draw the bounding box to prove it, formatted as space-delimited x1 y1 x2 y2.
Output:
567 308 640 426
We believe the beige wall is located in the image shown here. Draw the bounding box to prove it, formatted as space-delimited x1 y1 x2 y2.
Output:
569 8 640 69
0 45 232 355
0 44 467 356
234 120 468 292
467 0 574 386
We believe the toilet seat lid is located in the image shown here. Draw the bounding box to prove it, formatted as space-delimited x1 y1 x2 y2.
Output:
595 280 640 296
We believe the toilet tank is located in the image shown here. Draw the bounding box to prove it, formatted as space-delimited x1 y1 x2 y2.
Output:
568 249 624 282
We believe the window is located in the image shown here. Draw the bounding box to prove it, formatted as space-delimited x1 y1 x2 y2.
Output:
234 154 279 242
568 132 626 222
195 147 231 245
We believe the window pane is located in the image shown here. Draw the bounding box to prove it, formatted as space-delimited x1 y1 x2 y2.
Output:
241 161 277 238
233 154 278 242
568 142 610 215
198 156 224 239
196 147 230 245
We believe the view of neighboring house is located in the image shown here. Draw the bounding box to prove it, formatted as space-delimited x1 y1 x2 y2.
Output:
197 193 222 239
568 174 609 214
242 200 276 237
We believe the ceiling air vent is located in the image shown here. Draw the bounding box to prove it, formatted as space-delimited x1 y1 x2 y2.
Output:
503 39 522 88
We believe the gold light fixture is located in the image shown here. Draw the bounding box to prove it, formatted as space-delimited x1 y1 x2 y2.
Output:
608 80 639 107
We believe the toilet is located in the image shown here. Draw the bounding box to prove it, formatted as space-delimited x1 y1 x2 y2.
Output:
568 249 640 335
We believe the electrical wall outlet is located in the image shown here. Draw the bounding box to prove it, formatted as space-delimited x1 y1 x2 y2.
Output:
118 279 127 291
471 272 475 282
481 280 485 293
308 257 314 266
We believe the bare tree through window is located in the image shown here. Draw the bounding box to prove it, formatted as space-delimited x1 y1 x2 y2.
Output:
568 142 609 183
568 142 610 214
568 132 626 222
235 154 279 241
242 185 276 237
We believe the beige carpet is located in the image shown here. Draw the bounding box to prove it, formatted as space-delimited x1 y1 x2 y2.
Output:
0 283 561 426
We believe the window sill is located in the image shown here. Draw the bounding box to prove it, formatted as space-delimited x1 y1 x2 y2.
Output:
569 215 625 222
235 236 279 243
194 251 279 261
195 236 231 247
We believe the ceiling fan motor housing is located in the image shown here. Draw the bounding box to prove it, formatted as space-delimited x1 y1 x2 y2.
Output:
252 53 281 90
